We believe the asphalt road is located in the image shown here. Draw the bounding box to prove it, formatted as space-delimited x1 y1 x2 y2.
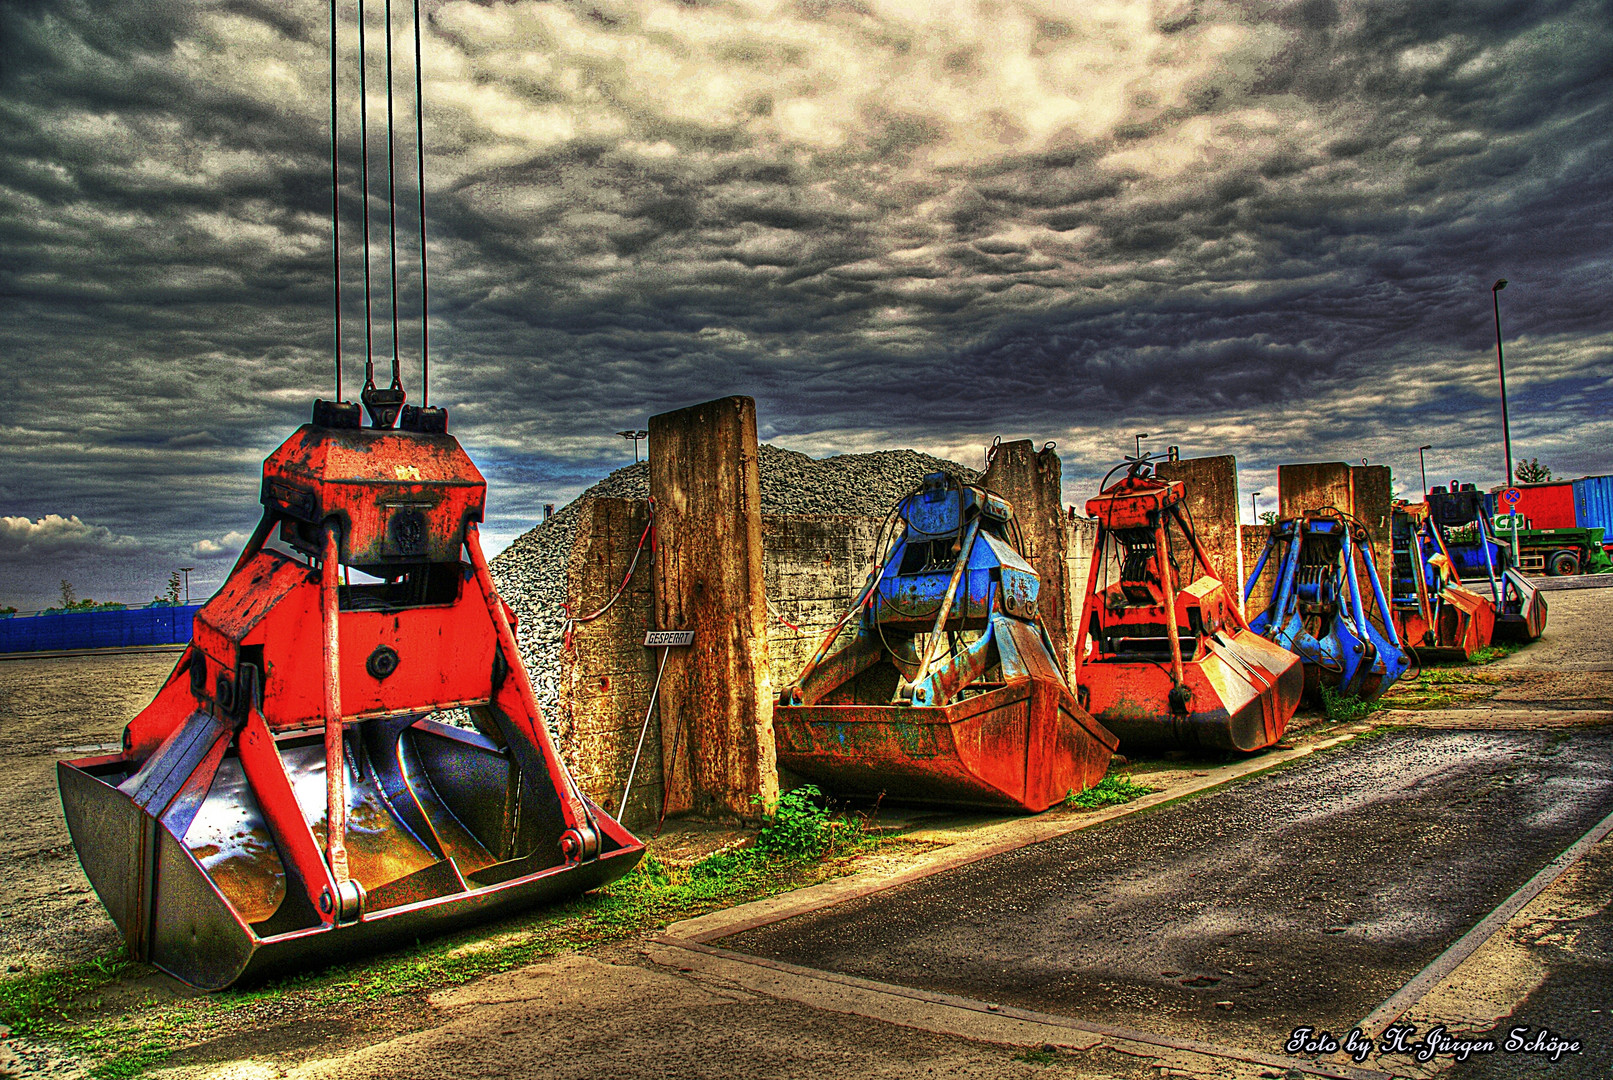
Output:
723 727 1613 1054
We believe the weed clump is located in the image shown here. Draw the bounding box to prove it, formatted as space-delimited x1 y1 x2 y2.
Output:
1468 642 1523 665
1318 684 1379 723
1066 774 1154 809
756 784 834 860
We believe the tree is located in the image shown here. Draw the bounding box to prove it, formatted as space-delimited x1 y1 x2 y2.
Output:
155 571 182 605
1259 510 1278 525
1515 458 1553 484
59 579 76 608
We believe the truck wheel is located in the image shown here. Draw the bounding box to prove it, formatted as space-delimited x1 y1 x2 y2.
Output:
1550 550 1581 576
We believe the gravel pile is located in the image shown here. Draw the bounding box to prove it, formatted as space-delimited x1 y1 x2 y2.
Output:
489 445 977 720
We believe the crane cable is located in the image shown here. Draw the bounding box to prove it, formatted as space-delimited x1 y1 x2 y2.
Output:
357 0 375 396
385 0 402 396
332 0 432 411
330 0 341 400
413 0 429 406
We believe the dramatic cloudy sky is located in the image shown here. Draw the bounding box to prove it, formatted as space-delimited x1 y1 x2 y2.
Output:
2 0 1610 609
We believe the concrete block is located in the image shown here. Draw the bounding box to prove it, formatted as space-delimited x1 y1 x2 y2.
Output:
982 441 1073 677
1154 454 1243 599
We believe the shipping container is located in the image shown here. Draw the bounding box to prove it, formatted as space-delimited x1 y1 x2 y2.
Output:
1508 480 1577 530
0 604 200 655
1573 474 1613 541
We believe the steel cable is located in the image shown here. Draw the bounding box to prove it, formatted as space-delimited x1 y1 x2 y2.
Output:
412 0 429 406
357 0 374 390
384 0 401 392
330 0 341 400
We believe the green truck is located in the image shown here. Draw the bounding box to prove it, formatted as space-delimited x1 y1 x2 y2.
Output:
1492 514 1613 576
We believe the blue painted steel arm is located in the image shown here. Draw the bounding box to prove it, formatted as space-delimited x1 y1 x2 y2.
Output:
1364 543 1402 650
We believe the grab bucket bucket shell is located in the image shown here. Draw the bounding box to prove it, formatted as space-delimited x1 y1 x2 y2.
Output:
774 677 1118 813
1082 630 1304 753
59 715 642 990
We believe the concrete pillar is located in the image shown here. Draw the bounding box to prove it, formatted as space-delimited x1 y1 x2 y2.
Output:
983 441 1073 678
1242 523 1277 619
1276 461 1396 620
1154 455 1243 597
1351 465 1394 606
1278 462 1354 519
560 497 660 829
1066 515 1098 653
649 397 777 820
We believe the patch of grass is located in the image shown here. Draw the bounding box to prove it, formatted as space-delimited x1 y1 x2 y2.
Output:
1012 1045 1061 1065
1469 642 1524 665
1346 723 1400 742
0 952 133 1037
90 1041 171 1079
1378 664 1519 710
755 783 833 860
1318 684 1380 724
1066 774 1154 809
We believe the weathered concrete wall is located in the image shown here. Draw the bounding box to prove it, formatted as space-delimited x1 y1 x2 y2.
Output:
649 397 778 821
1154 455 1242 596
558 497 660 830
1277 461 1395 612
761 514 885 694
1242 523 1277 619
1065 515 1098 667
983 441 1073 677
555 506 885 829
1278 462 1354 519
1351 465 1395 611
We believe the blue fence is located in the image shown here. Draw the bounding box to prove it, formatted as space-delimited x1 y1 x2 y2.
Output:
0 604 201 655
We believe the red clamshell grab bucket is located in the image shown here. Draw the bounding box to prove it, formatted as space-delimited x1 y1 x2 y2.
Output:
58 418 644 990
1074 471 1303 754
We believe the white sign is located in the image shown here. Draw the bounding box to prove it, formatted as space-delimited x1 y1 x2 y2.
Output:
644 630 695 647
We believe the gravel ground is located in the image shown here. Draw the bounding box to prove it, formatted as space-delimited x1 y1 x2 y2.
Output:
488 444 976 721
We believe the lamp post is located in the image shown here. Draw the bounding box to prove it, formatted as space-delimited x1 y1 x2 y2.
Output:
1250 490 1262 525
616 429 649 463
1418 444 1432 499
1492 279 1513 486
1134 432 1149 459
179 566 194 605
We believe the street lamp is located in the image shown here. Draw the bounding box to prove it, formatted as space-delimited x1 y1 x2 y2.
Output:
1250 490 1262 525
1492 279 1513 486
617 429 649 463
179 566 194 605
1417 444 1432 499
1134 432 1150 459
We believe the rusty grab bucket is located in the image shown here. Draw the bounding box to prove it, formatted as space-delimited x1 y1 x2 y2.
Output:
59 404 643 989
775 473 1118 812
1390 506 1499 663
1073 464 1303 753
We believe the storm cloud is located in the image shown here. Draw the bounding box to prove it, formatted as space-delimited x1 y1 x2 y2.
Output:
2 0 1610 608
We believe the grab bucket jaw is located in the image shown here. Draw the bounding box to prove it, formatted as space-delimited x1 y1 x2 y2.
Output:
59 409 643 989
1074 467 1303 753
775 473 1117 813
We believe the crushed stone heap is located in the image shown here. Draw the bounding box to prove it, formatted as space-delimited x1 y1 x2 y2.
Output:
489 444 978 717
